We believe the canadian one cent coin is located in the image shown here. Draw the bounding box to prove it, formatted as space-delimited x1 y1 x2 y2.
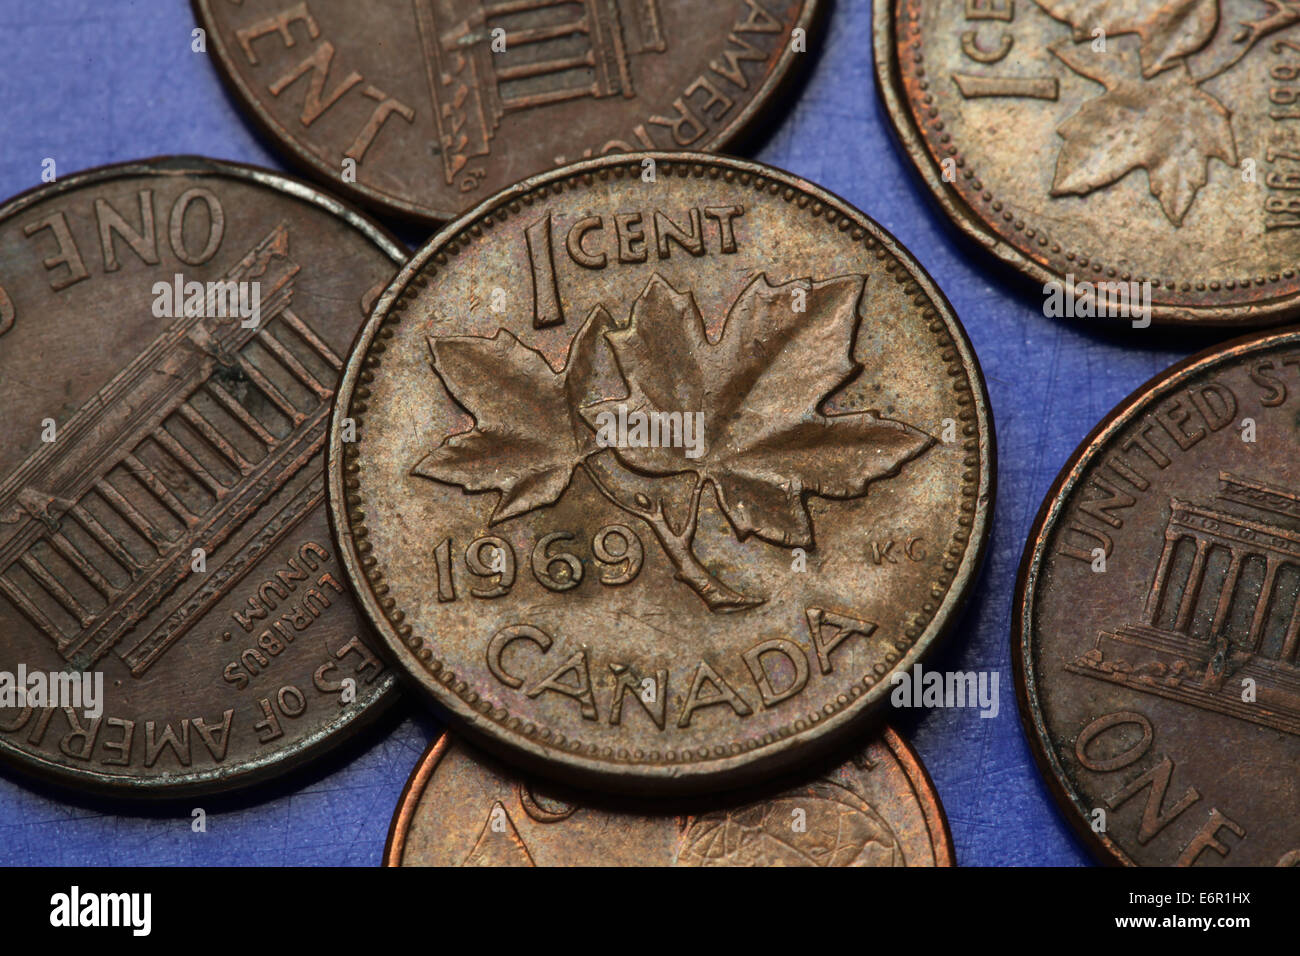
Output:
193 0 820 224
330 151 993 793
1015 327 1300 865
0 157 401 796
875 0 1300 326
385 728 955 866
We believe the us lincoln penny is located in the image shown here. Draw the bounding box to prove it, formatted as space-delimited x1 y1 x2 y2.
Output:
0 157 401 796
194 0 822 224
1015 327 1300 864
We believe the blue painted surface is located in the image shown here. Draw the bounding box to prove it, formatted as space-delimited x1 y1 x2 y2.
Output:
0 0 1230 866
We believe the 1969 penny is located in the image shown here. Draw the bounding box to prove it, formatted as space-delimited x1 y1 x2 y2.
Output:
329 151 994 794
0 157 400 796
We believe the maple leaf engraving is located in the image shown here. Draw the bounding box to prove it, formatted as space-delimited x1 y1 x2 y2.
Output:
582 274 934 549
1049 43 1237 225
413 305 611 522
1034 0 1220 76
414 274 934 613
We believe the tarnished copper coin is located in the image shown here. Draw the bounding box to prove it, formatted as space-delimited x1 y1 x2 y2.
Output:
385 728 954 865
0 157 401 796
875 0 1300 326
329 151 993 794
193 0 820 224
1015 327 1300 865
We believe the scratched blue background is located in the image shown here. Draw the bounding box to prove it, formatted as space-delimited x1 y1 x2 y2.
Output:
0 0 1237 867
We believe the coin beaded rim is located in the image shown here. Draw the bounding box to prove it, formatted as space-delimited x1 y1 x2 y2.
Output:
873 0 1300 328
193 0 826 225
329 150 995 791
0 155 404 798
1011 326 1300 864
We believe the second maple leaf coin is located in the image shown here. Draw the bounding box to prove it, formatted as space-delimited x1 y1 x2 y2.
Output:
875 0 1300 327
329 152 994 794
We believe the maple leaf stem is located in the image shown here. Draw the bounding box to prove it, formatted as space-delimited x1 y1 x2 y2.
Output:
579 461 761 612
1196 12 1300 83
1194 41 1256 82
672 473 708 544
